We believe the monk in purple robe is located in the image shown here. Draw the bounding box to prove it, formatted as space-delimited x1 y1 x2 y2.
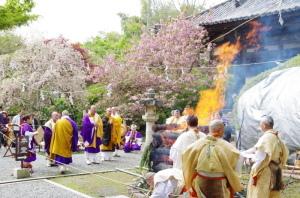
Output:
50 110 78 174
43 111 59 166
124 124 143 153
21 115 38 172
81 105 103 165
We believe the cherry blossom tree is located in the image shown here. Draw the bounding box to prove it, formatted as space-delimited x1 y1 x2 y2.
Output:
88 19 215 124
0 37 88 117
127 18 213 79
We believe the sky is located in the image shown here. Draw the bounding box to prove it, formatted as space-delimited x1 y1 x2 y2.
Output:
1 0 226 42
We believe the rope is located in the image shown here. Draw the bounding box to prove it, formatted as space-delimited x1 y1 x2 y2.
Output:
208 16 259 44
205 0 286 45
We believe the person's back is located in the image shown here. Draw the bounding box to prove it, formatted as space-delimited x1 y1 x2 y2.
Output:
151 116 206 198
182 120 243 198
245 116 288 198
12 112 22 131
50 110 78 173
170 128 206 169
52 116 76 158
196 137 238 174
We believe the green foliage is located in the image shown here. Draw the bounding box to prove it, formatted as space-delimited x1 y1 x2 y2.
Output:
0 32 24 55
157 77 210 124
7 104 23 115
86 83 107 106
40 98 84 124
141 0 178 26
84 32 127 62
0 0 38 30
139 144 153 170
84 14 144 62
118 13 144 40
141 0 203 26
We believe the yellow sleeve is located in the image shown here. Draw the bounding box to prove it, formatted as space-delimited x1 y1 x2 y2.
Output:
182 142 201 189
96 118 103 138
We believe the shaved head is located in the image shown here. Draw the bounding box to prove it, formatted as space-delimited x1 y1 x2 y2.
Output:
106 108 112 115
90 105 96 115
51 111 59 122
111 106 119 114
260 115 274 131
62 110 69 116
209 119 225 137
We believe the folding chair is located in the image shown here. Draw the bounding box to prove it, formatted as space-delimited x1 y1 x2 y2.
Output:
3 125 20 158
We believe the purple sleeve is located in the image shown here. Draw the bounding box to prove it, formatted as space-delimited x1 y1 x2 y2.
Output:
136 132 143 138
43 127 52 150
80 115 94 144
21 124 33 136
68 118 79 152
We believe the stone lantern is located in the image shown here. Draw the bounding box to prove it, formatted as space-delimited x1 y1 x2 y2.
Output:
141 88 162 148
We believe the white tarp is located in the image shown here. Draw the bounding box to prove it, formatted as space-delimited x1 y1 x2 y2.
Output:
236 67 300 151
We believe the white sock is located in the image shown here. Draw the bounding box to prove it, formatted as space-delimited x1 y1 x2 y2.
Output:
85 152 90 161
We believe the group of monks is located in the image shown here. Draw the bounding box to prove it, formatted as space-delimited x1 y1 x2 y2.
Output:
2 105 289 197
18 105 143 174
148 115 288 198
18 110 78 173
165 107 195 132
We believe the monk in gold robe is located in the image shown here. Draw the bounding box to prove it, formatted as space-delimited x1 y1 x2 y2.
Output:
244 116 288 198
166 108 193 132
44 111 59 167
50 110 78 174
177 107 195 132
182 119 243 198
111 107 123 157
100 108 117 161
166 110 182 125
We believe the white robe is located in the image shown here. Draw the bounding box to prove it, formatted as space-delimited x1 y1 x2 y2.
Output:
151 129 206 197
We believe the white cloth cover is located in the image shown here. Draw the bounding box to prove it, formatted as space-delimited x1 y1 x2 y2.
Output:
236 67 300 151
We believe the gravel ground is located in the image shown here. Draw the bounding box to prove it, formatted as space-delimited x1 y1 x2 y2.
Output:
0 148 141 181
0 180 86 198
0 148 142 198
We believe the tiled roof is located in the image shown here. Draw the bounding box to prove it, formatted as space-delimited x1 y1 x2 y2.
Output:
193 0 300 25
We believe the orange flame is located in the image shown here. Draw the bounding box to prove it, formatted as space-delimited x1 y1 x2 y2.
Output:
195 38 242 125
194 20 270 126
246 21 271 49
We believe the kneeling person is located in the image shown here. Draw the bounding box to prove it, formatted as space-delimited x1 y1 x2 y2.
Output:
151 115 206 197
124 124 142 153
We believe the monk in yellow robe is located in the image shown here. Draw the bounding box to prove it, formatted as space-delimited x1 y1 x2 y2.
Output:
100 108 117 161
166 110 182 124
244 116 288 198
177 107 195 132
50 110 78 173
111 107 123 157
182 119 243 198
44 111 59 167
166 108 193 133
